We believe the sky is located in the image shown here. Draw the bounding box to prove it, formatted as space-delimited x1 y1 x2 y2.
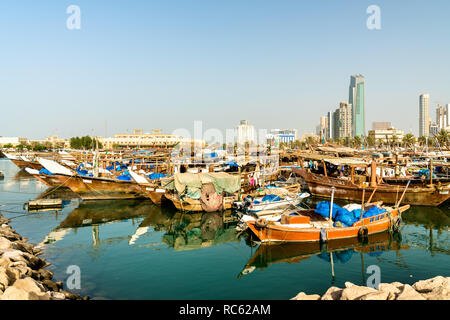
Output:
0 0 449 140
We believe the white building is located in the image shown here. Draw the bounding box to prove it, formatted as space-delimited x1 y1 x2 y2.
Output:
419 94 430 137
266 129 298 146
236 120 256 145
99 129 183 149
0 137 29 146
368 127 405 143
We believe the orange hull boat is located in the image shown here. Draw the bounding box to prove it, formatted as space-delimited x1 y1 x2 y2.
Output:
246 204 409 243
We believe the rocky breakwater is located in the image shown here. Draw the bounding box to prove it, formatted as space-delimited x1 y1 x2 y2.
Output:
292 276 450 300
0 213 87 300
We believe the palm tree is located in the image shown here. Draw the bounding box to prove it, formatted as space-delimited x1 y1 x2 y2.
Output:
366 135 375 148
418 136 427 146
435 129 449 149
391 135 399 149
402 133 416 149
351 136 362 149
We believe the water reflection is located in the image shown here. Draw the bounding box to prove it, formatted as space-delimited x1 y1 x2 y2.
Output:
40 199 241 252
239 232 409 279
160 211 240 251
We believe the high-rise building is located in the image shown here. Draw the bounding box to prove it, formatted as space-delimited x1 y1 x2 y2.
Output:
419 94 430 137
319 116 328 141
333 102 352 139
349 75 366 137
429 123 439 136
372 122 392 130
327 111 334 140
436 104 448 130
236 120 256 145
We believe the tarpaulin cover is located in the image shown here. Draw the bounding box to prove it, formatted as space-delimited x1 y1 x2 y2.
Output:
254 194 281 204
166 172 241 198
117 175 131 181
315 201 387 227
225 160 239 167
39 168 53 175
147 173 167 180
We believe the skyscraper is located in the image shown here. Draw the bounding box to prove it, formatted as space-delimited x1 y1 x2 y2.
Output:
349 75 366 137
333 102 352 139
419 94 430 137
436 104 448 130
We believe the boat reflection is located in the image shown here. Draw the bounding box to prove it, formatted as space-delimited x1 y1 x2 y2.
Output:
40 199 241 252
135 210 240 250
39 200 155 246
238 232 409 278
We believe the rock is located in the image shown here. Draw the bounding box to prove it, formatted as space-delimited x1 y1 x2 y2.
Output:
1 249 45 269
12 277 46 296
0 257 12 268
344 281 355 288
378 283 402 300
291 292 321 300
0 267 14 290
358 290 390 300
0 237 13 250
42 279 59 292
321 286 343 300
340 284 378 300
38 269 54 281
413 276 450 300
396 284 426 300
60 289 80 300
413 276 448 293
1 286 49 300
49 291 66 300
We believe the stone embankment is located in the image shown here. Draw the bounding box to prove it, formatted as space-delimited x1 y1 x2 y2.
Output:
0 213 87 300
292 276 450 300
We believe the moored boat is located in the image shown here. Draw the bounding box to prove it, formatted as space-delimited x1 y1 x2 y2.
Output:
244 202 410 243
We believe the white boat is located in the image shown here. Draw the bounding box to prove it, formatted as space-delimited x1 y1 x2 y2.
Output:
235 192 310 213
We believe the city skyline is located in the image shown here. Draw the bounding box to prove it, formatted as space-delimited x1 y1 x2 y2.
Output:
1 1 450 139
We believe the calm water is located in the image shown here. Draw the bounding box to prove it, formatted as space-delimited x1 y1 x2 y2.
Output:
0 159 449 299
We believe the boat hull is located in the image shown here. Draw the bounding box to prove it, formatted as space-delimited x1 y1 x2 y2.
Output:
246 205 408 243
53 174 148 200
10 159 43 170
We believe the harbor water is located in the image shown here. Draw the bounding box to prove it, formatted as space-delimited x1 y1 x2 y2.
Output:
1 159 449 299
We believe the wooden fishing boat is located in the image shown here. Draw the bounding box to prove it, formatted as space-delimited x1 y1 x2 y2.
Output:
234 192 310 213
5 153 44 170
293 167 450 206
244 203 410 243
52 174 148 200
24 168 65 187
137 184 168 204
163 192 236 212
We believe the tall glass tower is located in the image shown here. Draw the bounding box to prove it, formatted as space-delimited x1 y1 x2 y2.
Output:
349 75 366 137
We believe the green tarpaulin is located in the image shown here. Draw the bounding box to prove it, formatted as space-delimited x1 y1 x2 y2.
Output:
164 172 241 198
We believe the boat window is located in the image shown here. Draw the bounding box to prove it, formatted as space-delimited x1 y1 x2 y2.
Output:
370 218 373 222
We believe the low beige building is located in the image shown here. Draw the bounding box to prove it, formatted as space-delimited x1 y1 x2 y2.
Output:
368 127 404 143
99 129 184 149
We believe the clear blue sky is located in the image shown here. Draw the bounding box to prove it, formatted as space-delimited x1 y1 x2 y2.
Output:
1 0 449 139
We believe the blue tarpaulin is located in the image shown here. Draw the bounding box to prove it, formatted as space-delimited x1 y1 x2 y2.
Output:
147 172 167 180
315 201 387 227
39 168 53 175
